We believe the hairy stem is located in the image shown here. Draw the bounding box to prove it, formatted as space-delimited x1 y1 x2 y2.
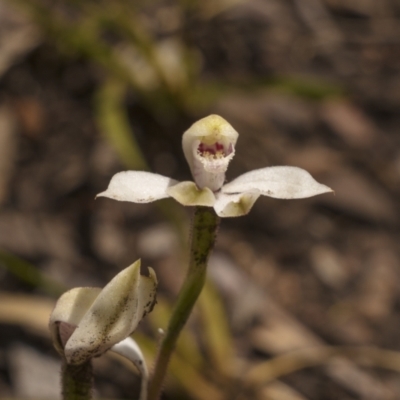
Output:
62 360 93 400
148 206 220 400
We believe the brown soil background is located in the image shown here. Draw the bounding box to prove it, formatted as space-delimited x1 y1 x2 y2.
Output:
1 1 400 399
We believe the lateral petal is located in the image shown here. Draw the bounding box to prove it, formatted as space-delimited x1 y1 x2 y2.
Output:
97 171 178 203
214 192 259 217
222 166 333 199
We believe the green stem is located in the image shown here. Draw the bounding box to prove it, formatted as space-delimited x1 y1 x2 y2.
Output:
62 360 93 400
148 206 220 400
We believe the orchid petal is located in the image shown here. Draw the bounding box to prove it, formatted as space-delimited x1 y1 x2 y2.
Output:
182 115 239 191
60 260 157 365
167 181 216 206
214 192 260 217
97 171 177 203
222 166 333 199
49 287 101 356
111 337 148 400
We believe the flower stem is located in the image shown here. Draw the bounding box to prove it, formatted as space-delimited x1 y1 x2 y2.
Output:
148 206 220 400
62 360 93 400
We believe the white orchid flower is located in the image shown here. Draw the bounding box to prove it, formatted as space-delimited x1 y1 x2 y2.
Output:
49 260 157 398
97 115 332 217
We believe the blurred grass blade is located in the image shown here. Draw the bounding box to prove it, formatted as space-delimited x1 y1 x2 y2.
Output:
95 79 148 170
243 345 400 393
0 251 65 296
0 292 54 335
199 280 235 378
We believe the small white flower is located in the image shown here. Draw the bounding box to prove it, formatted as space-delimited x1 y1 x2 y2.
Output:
97 115 332 217
49 260 157 365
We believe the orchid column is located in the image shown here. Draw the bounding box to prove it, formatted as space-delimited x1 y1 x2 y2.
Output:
98 114 332 399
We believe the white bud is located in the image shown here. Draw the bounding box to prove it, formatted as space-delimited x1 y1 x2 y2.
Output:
49 260 157 365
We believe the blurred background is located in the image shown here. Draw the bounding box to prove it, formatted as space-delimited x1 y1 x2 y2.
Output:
1 0 400 399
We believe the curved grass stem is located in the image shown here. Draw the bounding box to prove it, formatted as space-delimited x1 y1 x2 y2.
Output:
148 206 220 400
